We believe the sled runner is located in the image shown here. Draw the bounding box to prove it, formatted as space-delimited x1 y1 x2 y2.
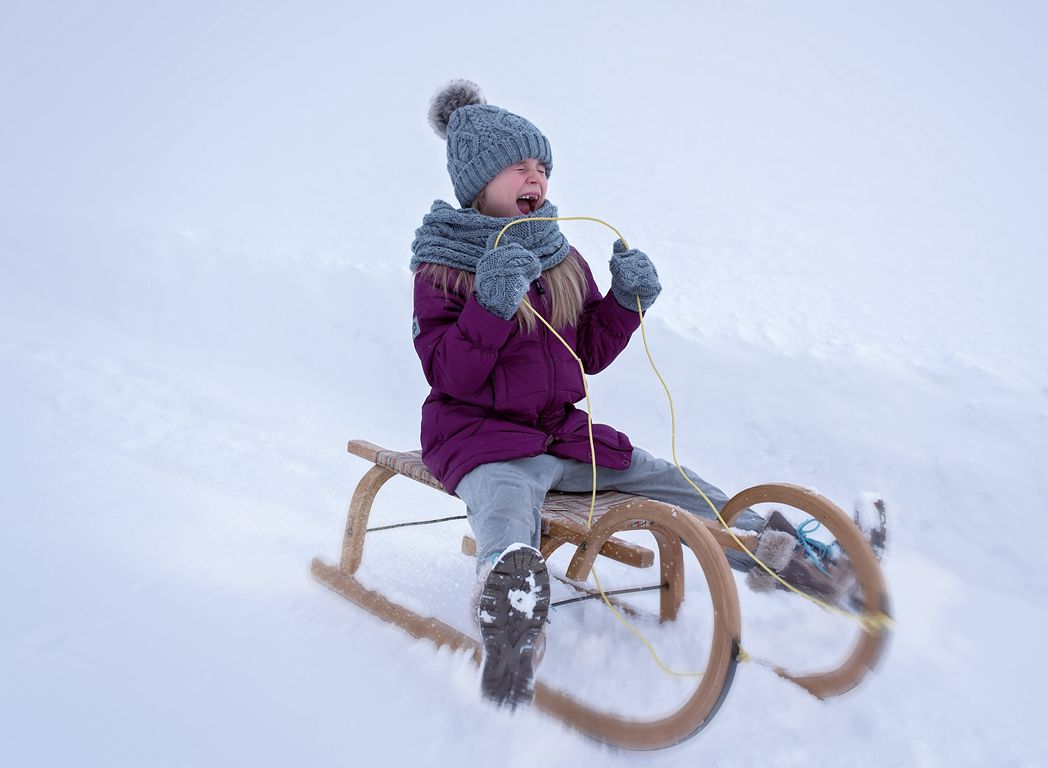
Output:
311 439 891 750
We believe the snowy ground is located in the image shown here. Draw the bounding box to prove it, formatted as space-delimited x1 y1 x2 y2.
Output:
2 2 1047 766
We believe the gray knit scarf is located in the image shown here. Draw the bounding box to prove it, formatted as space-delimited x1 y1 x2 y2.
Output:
410 199 569 273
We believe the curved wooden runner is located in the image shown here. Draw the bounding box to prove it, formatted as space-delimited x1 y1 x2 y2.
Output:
533 498 742 749
313 497 742 750
720 484 891 698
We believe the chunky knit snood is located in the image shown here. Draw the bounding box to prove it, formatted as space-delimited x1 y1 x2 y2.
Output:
410 199 569 274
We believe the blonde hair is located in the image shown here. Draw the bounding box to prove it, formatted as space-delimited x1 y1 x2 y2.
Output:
416 253 587 333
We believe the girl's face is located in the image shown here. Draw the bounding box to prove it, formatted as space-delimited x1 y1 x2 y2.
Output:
475 158 548 217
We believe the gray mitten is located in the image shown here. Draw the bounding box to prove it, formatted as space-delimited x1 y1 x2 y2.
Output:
474 243 542 320
609 239 661 311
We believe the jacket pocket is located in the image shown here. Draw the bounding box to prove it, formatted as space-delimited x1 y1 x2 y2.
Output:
492 348 546 423
552 346 585 404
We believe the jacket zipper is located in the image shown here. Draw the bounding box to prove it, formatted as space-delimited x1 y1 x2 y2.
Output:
534 278 558 432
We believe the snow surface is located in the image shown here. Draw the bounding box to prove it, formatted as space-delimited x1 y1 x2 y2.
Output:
2 2 1047 766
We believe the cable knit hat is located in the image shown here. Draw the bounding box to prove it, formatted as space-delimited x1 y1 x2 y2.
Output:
428 80 554 208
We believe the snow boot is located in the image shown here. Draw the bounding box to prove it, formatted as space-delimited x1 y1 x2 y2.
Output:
471 560 547 670
746 510 862 609
476 544 550 709
853 494 888 562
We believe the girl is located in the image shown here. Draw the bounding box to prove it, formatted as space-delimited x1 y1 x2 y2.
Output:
409 81 845 709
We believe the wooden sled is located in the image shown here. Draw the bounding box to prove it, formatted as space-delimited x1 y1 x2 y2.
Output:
311 440 891 751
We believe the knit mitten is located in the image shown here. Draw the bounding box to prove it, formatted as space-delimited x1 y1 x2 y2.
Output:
609 239 661 311
474 243 542 320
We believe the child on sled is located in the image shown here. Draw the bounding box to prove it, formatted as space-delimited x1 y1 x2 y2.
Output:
409 80 853 709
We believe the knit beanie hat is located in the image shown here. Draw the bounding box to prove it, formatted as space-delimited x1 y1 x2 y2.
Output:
427 80 554 208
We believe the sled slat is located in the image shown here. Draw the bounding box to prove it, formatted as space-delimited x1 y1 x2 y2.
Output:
462 530 653 569
348 441 443 490
542 520 654 568
346 439 384 463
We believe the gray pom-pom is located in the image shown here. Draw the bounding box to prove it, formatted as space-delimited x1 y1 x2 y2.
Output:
428 79 486 139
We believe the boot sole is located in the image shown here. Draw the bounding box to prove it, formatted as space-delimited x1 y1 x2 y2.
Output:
478 546 550 709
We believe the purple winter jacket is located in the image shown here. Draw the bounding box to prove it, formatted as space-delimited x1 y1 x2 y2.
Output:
412 247 641 495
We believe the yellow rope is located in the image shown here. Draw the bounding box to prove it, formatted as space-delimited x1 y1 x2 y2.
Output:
634 296 894 634
590 566 706 678
516 298 601 530
520 297 705 677
493 215 629 251
495 215 891 680
505 217 709 676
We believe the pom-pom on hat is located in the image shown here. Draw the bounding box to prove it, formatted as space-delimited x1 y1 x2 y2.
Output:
427 79 553 208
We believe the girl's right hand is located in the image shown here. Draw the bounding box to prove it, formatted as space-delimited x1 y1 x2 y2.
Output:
609 239 661 311
474 243 542 320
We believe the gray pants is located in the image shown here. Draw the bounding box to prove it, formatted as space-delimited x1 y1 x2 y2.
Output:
455 447 765 573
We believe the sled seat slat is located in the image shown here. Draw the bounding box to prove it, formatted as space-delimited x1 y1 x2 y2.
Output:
347 439 655 569
348 439 444 490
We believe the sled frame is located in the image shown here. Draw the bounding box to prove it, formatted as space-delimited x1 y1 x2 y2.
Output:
311 440 891 750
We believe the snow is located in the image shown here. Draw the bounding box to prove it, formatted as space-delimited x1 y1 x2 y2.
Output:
507 575 539 619
500 544 543 619
2 1 1047 766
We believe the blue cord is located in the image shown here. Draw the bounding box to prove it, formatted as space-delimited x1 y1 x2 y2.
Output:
797 518 836 576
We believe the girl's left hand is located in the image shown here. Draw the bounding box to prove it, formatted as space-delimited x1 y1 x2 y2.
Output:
609 239 662 311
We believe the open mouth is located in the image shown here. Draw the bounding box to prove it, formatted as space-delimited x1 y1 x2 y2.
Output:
516 194 540 215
